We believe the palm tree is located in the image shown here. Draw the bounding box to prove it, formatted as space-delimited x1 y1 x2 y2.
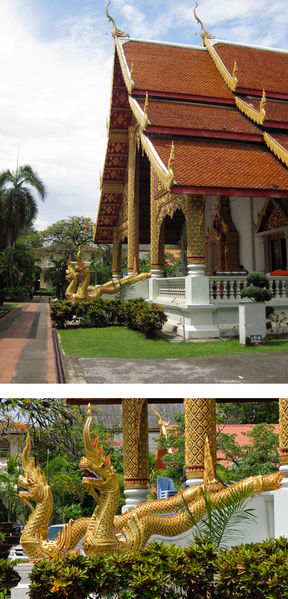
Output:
0 165 46 247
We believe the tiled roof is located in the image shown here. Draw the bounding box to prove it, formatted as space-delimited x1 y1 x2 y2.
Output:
213 41 288 94
151 137 288 191
217 424 279 466
121 40 233 99
270 133 288 152
137 99 260 135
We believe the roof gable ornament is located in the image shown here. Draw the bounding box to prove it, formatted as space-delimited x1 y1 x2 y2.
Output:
235 89 266 125
105 0 129 38
167 141 175 189
193 3 238 92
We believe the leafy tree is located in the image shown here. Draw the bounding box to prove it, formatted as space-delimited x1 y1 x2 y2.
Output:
217 423 279 482
0 456 22 521
0 242 36 290
40 216 96 260
0 165 46 248
217 401 279 424
44 257 68 298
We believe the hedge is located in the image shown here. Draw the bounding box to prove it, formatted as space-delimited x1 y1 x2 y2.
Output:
0 559 20 598
50 298 167 338
28 538 288 599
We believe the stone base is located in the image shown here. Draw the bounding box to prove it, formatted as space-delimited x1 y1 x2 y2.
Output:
11 563 33 599
122 488 149 512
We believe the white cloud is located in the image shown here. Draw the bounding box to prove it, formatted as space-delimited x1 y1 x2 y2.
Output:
0 0 114 230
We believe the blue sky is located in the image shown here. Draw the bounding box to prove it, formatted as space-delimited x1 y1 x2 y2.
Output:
0 0 287 231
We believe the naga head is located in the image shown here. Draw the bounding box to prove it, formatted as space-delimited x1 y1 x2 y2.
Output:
79 405 119 499
75 247 89 278
66 256 77 281
18 433 49 508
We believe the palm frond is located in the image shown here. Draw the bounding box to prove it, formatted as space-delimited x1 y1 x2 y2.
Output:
183 485 256 548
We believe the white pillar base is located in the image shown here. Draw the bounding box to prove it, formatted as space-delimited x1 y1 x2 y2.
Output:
151 269 165 279
187 263 206 276
112 274 121 281
11 563 33 599
122 488 149 512
186 477 203 487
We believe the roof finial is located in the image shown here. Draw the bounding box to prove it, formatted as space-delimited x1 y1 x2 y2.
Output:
143 92 149 128
106 1 129 38
167 141 175 188
193 3 214 47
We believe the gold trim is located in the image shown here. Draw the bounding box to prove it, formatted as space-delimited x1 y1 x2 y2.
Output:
102 181 124 193
205 37 238 91
193 3 237 90
128 96 150 130
167 140 175 188
140 133 175 190
109 131 129 142
264 132 288 167
235 90 266 125
115 37 134 93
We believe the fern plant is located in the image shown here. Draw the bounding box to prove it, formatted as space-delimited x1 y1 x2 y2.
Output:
183 485 256 548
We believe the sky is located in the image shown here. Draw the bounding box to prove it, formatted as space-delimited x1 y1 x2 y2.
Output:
0 0 287 232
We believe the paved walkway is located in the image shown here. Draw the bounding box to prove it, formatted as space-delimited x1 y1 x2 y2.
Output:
64 350 288 384
0 299 57 384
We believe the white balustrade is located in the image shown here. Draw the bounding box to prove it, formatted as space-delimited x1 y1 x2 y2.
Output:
209 275 288 303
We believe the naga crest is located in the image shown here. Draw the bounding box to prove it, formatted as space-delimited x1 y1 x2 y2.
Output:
65 256 77 281
18 433 49 507
79 404 119 497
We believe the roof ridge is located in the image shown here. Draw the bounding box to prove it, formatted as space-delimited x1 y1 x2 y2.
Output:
119 37 205 51
212 38 288 54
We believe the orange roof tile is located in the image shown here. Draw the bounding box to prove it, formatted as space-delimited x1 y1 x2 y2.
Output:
121 40 233 99
150 137 288 191
213 42 288 94
137 99 260 135
217 424 279 466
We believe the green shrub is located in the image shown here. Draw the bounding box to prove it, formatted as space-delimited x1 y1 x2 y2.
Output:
50 300 73 329
0 559 20 598
28 538 288 599
2 286 28 301
216 536 288 598
241 272 272 302
50 298 167 338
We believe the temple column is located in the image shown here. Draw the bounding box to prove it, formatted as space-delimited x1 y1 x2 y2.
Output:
127 127 139 275
122 399 150 512
150 169 165 279
279 399 288 486
112 228 122 280
184 398 216 486
185 197 210 303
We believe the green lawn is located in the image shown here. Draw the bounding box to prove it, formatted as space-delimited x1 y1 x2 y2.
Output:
58 326 288 359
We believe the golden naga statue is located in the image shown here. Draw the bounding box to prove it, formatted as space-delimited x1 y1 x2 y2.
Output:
65 248 151 302
18 406 284 561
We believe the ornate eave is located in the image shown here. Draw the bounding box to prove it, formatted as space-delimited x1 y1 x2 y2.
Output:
263 132 288 168
129 96 150 130
205 38 238 92
235 91 266 125
140 133 175 191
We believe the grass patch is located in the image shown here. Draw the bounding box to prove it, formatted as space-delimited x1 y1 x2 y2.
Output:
58 326 288 359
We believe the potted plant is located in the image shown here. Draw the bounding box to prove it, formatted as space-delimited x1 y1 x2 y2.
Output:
239 272 272 345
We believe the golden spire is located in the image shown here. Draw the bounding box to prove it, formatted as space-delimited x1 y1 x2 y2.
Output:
193 3 215 46
106 1 129 38
260 89 266 120
143 92 149 128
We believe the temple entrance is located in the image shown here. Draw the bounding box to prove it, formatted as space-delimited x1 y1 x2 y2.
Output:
161 210 186 276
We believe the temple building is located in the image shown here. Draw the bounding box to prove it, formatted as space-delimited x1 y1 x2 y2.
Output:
94 5 288 338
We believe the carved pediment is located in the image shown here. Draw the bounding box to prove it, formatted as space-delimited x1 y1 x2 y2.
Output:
255 199 288 232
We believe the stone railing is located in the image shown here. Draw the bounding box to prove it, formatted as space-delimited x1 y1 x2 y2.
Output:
157 277 186 301
209 275 288 303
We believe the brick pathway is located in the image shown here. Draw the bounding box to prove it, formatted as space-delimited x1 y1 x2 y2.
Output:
0 299 57 384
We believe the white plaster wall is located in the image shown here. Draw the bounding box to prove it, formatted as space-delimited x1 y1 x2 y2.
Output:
148 493 275 550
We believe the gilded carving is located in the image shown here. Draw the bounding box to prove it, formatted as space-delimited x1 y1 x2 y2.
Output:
279 399 288 464
184 399 216 479
127 125 139 272
122 399 150 488
264 132 288 168
235 90 266 125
